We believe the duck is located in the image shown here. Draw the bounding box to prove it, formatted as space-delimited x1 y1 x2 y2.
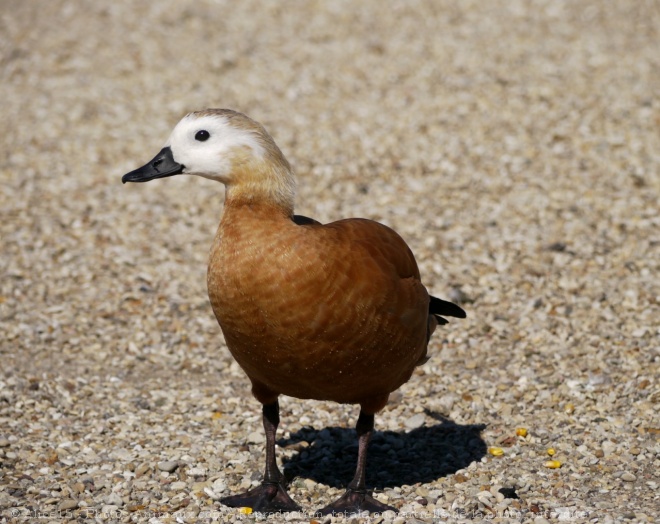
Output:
122 109 466 516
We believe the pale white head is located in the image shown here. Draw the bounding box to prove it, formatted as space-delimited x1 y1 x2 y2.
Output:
123 109 296 212
165 111 267 182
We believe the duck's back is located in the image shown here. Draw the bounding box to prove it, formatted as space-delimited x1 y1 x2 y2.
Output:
207 204 431 405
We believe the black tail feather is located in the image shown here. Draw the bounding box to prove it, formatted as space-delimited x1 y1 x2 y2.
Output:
429 295 467 323
434 315 449 325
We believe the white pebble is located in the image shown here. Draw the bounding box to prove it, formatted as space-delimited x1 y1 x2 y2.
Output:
404 413 425 430
247 431 265 444
203 487 221 500
212 479 227 492
157 461 179 473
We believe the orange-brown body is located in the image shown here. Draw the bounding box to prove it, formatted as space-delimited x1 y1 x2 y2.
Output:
208 200 431 413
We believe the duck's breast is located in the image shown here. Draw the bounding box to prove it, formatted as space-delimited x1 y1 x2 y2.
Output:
207 214 430 403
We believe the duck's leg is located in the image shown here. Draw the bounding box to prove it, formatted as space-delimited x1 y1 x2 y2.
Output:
315 411 397 516
221 400 300 513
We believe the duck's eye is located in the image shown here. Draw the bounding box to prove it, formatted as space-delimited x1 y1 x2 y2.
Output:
195 130 210 142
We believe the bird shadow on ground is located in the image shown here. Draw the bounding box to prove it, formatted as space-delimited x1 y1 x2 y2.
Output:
278 411 487 489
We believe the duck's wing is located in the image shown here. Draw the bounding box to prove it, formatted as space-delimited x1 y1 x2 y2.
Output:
313 218 467 324
292 214 322 226
327 218 422 280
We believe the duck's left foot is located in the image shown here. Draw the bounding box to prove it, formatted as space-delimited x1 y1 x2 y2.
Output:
315 488 397 516
220 481 300 514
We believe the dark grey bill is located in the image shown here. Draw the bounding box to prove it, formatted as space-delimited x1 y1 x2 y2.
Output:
122 147 184 184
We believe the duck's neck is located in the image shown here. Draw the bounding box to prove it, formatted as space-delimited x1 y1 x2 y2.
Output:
223 193 294 224
223 158 296 218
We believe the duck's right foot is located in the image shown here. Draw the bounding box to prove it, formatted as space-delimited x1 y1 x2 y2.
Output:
220 481 300 514
315 487 397 516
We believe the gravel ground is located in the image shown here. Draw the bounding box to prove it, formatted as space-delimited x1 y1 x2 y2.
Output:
1 1 659 523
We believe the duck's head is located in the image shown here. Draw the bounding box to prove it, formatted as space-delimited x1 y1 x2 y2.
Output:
122 109 295 212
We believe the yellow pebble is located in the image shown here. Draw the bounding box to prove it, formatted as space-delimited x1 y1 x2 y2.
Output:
488 447 504 456
239 507 253 514
547 448 556 456
564 403 575 414
544 460 562 469
516 428 528 437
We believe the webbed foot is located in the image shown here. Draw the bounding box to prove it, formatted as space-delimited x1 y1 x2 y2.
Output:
315 487 396 516
221 481 300 514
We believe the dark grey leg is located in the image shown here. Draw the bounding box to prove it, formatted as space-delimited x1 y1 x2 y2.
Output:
315 411 397 516
221 401 300 513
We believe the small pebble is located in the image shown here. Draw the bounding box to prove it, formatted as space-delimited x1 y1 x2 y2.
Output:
192 481 210 492
304 478 317 490
135 464 151 477
601 441 617 456
404 413 425 430
247 431 265 444
101 504 119 516
106 492 124 506
212 479 227 492
204 487 221 500
59 499 78 511
621 472 637 482
158 461 179 473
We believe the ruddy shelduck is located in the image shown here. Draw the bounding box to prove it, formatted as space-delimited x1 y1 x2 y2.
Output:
122 109 466 515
